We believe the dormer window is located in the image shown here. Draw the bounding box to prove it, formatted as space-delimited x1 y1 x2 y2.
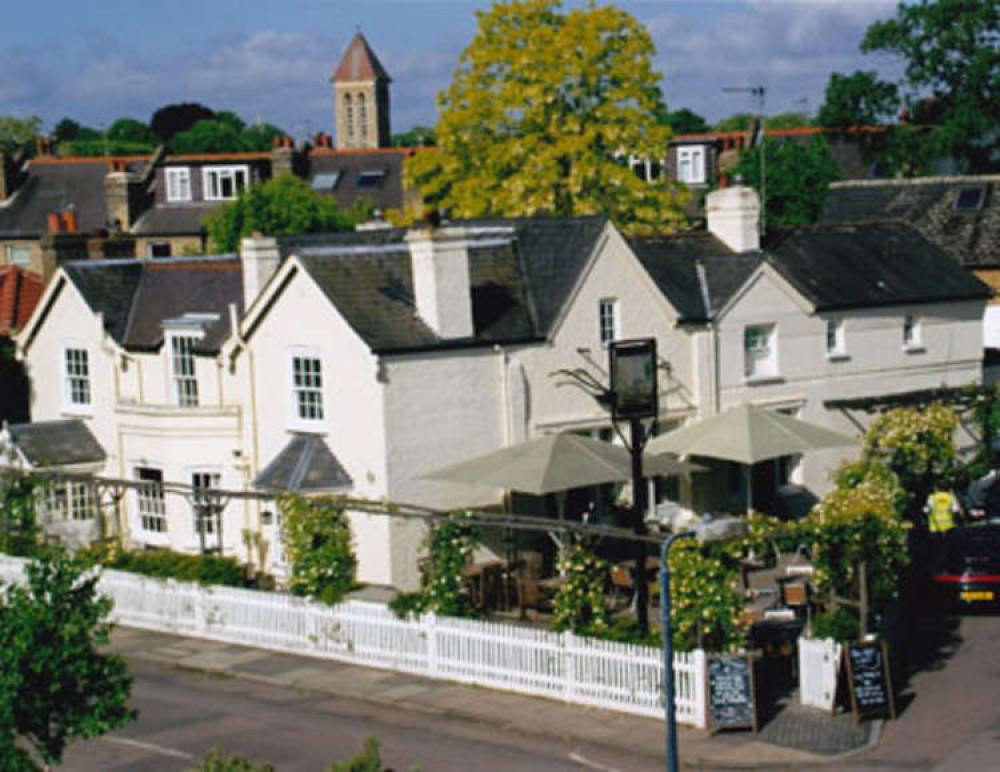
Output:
628 156 662 183
166 167 191 202
356 170 386 190
955 187 986 212
677 146 706 185
203 166 249 201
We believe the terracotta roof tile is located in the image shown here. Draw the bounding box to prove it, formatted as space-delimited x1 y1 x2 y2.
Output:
0 266 44 336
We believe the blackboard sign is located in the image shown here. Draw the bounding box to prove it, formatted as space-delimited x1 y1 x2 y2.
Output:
706 653 757 733
845 640 895 722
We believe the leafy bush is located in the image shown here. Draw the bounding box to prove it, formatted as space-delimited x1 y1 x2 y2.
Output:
278 494 357 605
388 591 426 619
804 472 909 611
668 541 747 653
551 542 612 637
0 471 42 557
82 545 246 588
328 736 383 772
188 746 274 772
419 514 478 618
810 607 861 642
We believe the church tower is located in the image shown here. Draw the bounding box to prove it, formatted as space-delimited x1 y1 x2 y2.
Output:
331 32 392 149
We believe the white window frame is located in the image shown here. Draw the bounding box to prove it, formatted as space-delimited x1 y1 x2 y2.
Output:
190 469 223 542
62 343 92 414
825 318 847 359
677 145 706 185
903 312 923 351
134 466 168 544
202 165 249 201
5 244 32 268
599 298 620 348
628 155 663 183
165 167 191 202
41 481 95 522
168 332 200 407
287 348 325 431
744 324 778 380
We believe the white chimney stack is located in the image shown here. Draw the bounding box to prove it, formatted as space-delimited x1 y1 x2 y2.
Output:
406 225 474 340
240 235 281 306
706 185 761 253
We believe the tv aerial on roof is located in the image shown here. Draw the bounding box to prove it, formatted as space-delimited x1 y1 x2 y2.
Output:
723 85 767 236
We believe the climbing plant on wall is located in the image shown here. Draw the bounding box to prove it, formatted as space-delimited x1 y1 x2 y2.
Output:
277 494 357 605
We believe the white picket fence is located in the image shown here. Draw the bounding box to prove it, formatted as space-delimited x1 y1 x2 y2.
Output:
0 555 707 726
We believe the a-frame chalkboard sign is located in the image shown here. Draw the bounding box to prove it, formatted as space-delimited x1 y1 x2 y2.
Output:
706 652 757 734
845 640 895 722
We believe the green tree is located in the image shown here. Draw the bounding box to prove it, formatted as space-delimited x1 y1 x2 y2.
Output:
659 107 709 135
107 117 158 146
735 135 840 227
817 70 900 128
0 551 135 767
765 112 812 130
241 122 286 151
52 118 85 143
713 112 756 132
861 0 999 171
204 175 360 252
406 0 687 234
0 115 42 153
151 102 216 141
392 125 437 147
170 119 247 154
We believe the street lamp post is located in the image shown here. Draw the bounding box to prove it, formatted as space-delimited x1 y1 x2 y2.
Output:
661 517 749 772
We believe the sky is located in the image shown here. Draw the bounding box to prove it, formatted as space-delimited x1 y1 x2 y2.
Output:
1 1 905 139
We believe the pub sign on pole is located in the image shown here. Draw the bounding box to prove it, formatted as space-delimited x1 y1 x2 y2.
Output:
609 338 658 422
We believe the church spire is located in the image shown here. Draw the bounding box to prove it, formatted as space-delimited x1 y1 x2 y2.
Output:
331 32 392 149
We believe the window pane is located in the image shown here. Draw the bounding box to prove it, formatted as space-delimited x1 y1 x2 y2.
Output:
292 356 324 421
136 467 166 534
65 348 91 405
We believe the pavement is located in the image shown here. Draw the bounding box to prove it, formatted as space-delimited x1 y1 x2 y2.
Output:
109 626 882 769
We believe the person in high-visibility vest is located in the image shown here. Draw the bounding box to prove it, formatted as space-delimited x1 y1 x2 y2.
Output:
925 489 959 533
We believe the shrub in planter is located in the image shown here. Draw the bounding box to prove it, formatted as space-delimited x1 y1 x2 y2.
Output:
667 541 747 653
420 514 478 618
810 607 860 642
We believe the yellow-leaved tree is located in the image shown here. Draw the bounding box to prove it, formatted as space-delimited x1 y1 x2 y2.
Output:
405 0 688 233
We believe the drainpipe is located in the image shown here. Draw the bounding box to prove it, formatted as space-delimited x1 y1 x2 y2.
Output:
230 302 259 535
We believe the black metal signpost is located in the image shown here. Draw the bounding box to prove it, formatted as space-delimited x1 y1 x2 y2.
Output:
609 338 658 636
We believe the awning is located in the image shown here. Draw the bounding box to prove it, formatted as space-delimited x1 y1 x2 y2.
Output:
253 434 353 493
1 419 106 468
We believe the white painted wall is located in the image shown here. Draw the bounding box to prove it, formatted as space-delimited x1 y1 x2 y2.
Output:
516 226 697 433
240 263 390 585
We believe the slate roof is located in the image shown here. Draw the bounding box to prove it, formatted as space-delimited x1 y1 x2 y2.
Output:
131 203 217 235
629 222 989 321
0 266 44 336
819 177 1000 268
62 257 242 352
765 223 992 310
331 32 391 83
6 419 105 467
287 217 605 353
253 434 353 492
0 159 139 238
306 149 411 212
628 232 757 321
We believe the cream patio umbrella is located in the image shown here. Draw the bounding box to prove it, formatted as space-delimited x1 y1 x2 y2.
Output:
645 403 857 512
423 432 701 496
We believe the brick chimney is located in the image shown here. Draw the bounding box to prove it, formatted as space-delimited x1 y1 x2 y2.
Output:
405 225 474 340
240 234 281 305
270 136 302 177
104 164 146 231
706 184 760 253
